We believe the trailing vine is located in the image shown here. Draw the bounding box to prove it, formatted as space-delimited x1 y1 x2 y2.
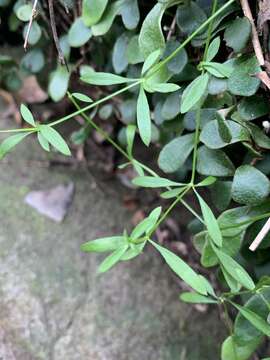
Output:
1 0 270 358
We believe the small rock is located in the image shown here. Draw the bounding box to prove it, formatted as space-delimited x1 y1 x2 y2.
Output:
24 183 74 222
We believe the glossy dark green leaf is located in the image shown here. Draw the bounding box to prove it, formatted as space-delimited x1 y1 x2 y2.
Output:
238 95 270 121
21 49 45 73
48 66 70 102
228 56 261 96
112 33 129 74
211 181 232 211
224 17 251 53
233 301 270 337
23 21 41 45
158 133 194 173
216 114 232 143
197 146 235 177
221 335 262 360
68 18 92 47
176 1 207 35
200 120 249 149
163 40 188 74
82 0 108 26
232 165 270 205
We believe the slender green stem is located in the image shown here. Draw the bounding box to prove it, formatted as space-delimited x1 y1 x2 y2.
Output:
148 186 191 238
190 0 218 185
51 81 141 127
153 0 235 74
202 0 218 61
181 198 204 223
0 127 36 134
68 92 130 160
191 108 201 185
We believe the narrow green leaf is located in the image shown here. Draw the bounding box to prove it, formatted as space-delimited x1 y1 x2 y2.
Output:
180 292 218 304
232 301 270 337
81 72 133 86
81 236 126 253
137 86 151 146
158 133 194 173
0 133 30 159
221 265 241 293
197 176 217 187
121 242 146 261
20 104 35 126
37 132 50 152
141 49 161 75
131 206 161 239
98 245 129 273
132 176 183 188
203 62 233 78
206 37 220 62
215 249 255 290
149 240 208 295
39 125 71 156
148 206 162 226
148 83 180 93
195 191 223 247
71 92 93 103
181 73 209 113
161 187 186 199
126 124 136 157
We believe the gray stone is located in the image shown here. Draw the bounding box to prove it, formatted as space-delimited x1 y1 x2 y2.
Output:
24 183 75 222
0 131 225 360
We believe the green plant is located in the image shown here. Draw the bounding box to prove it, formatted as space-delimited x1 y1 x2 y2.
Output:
1 0 270 358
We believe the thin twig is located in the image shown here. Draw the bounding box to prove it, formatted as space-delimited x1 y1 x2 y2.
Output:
47 0 68 69
24 0 39 50
166 16 176 41
249 217 270 251
240 0 265 66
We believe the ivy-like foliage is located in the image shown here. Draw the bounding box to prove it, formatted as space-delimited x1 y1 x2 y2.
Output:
1 0 270 358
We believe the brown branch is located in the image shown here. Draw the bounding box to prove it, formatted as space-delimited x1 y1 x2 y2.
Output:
240 0 265 66
47 0 68 69
24 0 39 50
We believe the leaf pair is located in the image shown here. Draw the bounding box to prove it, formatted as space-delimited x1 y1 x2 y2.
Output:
37 125 71 156
81 206 162 273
